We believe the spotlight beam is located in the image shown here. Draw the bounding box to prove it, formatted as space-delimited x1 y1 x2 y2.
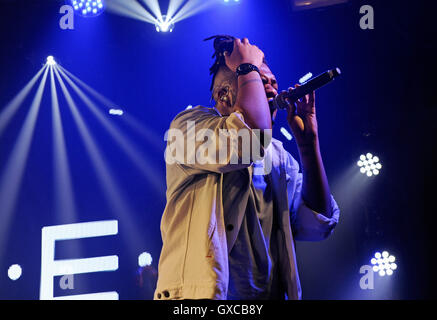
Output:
171 0 217 24
53 67 145 259
0 66 49 256
49 65 86 290
49 66 78 224
57 65 118 111
106 0 219 29
57 67 165 195
106 0 157 24
119 114 165 151
0 65 47 138
166 0 186 19
140 0 163 20
56 65 163 151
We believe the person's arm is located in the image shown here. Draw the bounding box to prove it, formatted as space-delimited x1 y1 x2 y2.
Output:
298 140 331 215
285 87 339 241
166 106 263 174
287 86 331 215
286 152 339 241
224 38 272 131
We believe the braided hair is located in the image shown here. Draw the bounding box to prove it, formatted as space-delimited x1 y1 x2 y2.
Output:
203 35 236 92
204 35 268 92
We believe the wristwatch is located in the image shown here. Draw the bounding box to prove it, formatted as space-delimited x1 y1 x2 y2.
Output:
236 63 260 77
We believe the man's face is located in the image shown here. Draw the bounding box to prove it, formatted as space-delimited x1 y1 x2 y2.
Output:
259 63 279 100
259 63 279 121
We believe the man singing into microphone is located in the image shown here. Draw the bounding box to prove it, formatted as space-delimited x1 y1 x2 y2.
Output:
155 35 340 300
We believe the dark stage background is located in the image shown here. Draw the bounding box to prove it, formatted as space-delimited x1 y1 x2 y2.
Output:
0 0 435 299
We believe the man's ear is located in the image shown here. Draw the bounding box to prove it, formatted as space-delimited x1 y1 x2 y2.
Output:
217 86 229 102
218 86 234 109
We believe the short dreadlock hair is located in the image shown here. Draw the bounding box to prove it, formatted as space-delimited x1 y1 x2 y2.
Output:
204 35 236 92
204 35 268 93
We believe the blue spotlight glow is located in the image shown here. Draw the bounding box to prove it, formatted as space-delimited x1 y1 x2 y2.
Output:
138 252 153 267
155 15 174 32
109 108 124 116
70 0 105 17
8 264 22 281
280 127 293 141
370 251 397 277
357 153 382 177
223 0 241 4
46 56 56 66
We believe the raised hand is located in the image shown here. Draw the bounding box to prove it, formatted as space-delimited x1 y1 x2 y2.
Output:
224 37 264 72
285 84 318 148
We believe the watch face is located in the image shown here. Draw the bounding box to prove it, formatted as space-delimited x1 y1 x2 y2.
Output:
237 63 258 76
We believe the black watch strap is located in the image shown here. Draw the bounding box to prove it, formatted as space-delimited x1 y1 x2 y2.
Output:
236 63 260 77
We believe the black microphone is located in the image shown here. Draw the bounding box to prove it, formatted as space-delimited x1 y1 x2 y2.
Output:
269 68 341 110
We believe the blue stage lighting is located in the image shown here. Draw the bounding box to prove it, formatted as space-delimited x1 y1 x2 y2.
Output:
280 127 293 141
109 108 124 116
371 251 397 277
357 153 382 177
46 56 56 66
70 0 105 17
223 0 241 5
155 15 175 33
138 252 153 267
8 264 22 281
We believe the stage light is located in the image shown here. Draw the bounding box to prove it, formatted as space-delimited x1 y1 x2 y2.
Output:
53 67 148 262
0 66 49 255
55 65 164 152
0 65 47 138
370 251 397 277
109 108 124 116
8 264 22 280
186 105 193 110
107 1 218 32
280 127 293 141
357 153 382 177
138 252 153 267
70 0 105 17
47 56 56 66
57 67 164 195
155 15 174 32
49 66 84 230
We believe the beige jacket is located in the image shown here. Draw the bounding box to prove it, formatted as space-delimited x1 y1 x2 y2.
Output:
154 106 339 300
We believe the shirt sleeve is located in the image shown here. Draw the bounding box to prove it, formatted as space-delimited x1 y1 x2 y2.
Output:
166 106 268 174
285 151 340 241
